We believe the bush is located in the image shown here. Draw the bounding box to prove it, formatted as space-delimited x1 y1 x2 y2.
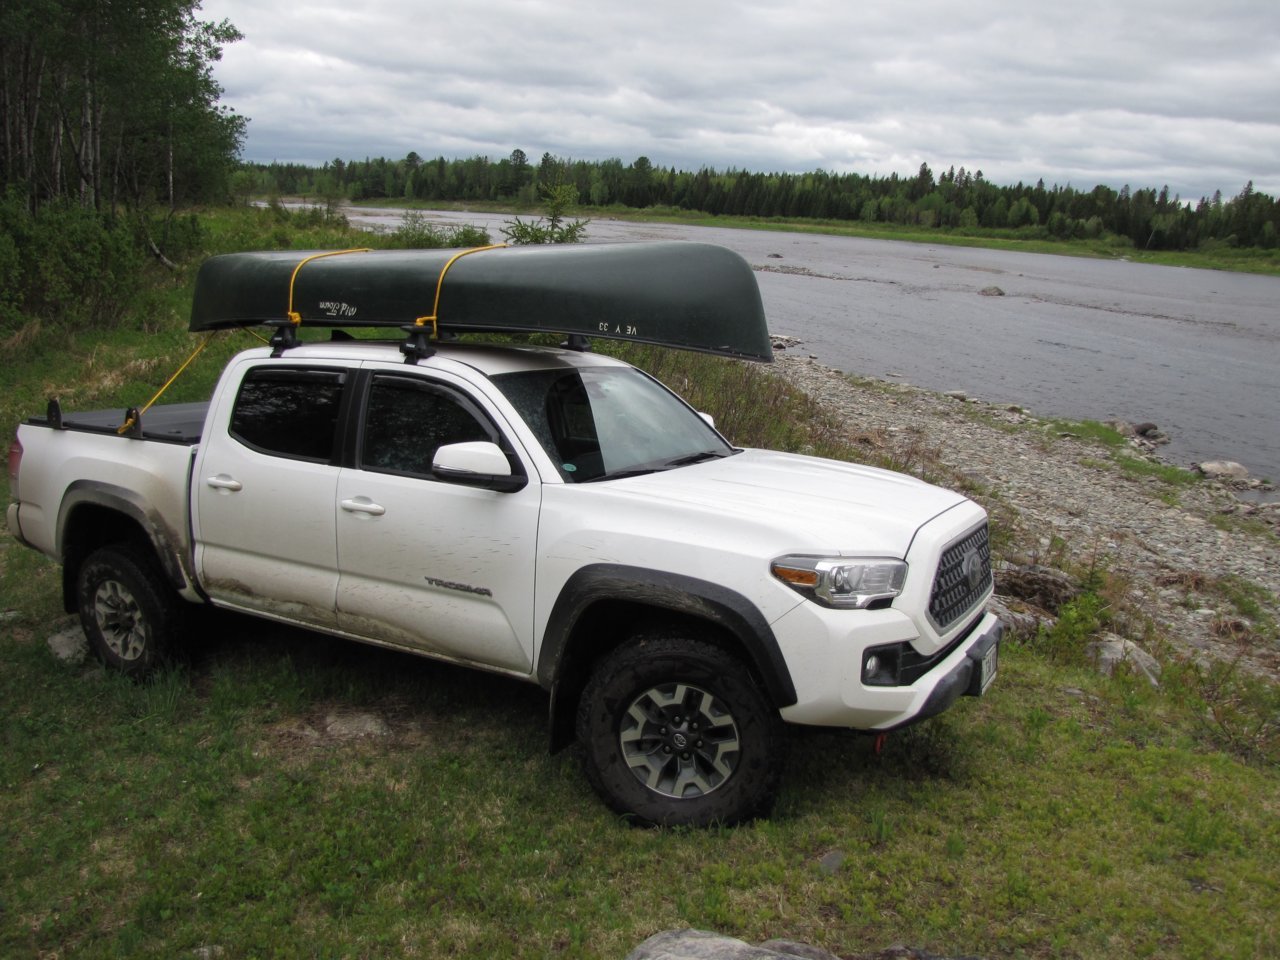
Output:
0 192 146 336
385 210 491 249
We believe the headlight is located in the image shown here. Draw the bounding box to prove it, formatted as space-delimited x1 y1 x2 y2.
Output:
771 556 907 608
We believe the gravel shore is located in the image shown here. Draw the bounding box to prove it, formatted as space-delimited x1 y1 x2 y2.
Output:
770 353 1280 682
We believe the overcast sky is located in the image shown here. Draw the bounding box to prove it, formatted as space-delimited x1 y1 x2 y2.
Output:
200 0 1280 202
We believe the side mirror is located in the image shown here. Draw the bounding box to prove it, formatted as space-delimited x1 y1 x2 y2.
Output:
432 441 527 492
698 412 716 429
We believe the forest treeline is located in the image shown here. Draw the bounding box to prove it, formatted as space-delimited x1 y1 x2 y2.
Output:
1 0 245 213
242 150 1279 252
1 0 246 335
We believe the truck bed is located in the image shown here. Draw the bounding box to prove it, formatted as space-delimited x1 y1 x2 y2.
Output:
27 401 210 445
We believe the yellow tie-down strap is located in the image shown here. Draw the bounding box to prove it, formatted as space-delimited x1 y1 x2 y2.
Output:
117 332 220 435
286 248 373 326
413 244 507 338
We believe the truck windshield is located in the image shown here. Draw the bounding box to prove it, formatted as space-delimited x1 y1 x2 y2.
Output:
493 366 734 483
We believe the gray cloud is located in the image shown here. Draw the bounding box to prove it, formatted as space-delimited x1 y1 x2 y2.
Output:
202 0 1280 199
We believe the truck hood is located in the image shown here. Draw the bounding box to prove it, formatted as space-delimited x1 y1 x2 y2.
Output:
603 448 969 556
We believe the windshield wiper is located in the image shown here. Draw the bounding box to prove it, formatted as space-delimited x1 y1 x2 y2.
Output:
663 450 731 467
580 466 662 483
581 450 731 483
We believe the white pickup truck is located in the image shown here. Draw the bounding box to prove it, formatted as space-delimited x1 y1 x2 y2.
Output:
6 242 1001 826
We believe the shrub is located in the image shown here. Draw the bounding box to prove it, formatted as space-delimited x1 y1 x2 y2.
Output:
0 192 146 335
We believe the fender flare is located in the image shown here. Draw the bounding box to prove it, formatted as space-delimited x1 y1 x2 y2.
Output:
538 563 797 709
56 481 191 594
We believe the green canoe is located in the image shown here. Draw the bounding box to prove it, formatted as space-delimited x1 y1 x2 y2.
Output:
189 241 773 362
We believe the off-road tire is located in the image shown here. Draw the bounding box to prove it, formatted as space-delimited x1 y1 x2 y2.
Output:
76 545 182 677
577 635 785 827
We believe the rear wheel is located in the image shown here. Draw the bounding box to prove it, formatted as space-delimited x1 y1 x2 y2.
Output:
577 635 785 827
76 545 181 676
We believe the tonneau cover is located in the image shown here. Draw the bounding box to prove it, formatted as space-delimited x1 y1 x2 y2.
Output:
28 401 209 444
189 242 773 362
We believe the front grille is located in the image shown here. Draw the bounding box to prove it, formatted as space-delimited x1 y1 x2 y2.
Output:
929 523 992 631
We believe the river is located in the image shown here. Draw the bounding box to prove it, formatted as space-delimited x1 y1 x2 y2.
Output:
338 205 1280 489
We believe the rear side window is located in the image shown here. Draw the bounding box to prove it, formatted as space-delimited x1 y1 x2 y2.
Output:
361 374 494 477
230 368 346 461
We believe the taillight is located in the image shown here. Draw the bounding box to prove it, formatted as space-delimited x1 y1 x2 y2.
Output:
7 437 21 495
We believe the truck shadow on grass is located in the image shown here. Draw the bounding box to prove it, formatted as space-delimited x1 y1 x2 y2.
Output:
168 608 977 823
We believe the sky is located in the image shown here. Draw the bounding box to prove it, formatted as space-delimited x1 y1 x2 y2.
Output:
199 0 1280 202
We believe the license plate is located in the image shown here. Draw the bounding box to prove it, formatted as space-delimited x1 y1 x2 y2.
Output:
977 643 999 694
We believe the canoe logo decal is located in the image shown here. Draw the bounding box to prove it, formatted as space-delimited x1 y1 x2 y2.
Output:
318 300 358 318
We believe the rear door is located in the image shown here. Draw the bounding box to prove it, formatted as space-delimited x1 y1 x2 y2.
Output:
192 360 351 628
334 369 542 674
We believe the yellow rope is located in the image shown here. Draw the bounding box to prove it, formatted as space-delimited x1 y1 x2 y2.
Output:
414 244 506 333
114 245 499 435
116 332 219 435
287 248 372 325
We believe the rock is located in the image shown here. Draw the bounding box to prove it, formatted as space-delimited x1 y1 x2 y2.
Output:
626 930 840 960
995 563 1079 614
323 712 390 739
986 595 1050 639
48 625 88 665
1194 460 1249 480
625 931 985 960
818 850 845 875
978 286 1005 297
1087 634 1161 687
945 391 968 401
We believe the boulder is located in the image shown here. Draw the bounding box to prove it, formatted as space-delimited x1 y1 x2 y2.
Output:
1087 633 1161 687
1194 460 1249 480
48 625 88 665
625 930 985 960
995 563 1079 614
625 929 836 960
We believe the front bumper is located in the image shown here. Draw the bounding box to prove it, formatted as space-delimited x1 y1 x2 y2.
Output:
882 614 1003 731
776 607 1004 730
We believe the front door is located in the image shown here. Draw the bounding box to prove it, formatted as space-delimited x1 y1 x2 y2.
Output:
334 371 541 674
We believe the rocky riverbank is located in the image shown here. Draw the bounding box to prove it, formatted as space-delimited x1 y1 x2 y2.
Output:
768 350 1280 683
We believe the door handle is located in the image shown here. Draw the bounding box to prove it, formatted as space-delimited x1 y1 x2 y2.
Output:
206 475 243 492
340 497 386 517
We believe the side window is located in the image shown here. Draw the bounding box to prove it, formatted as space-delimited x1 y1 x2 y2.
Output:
361 374 494 477
230 368 346 461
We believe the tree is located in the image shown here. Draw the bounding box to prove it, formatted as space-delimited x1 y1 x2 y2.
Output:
0 0 245 212
501 183 589 244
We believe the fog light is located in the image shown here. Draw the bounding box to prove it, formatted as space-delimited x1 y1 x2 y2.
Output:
862 645 903 686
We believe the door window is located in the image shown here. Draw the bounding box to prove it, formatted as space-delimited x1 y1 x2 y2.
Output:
361 374 495 477
229 368 346 462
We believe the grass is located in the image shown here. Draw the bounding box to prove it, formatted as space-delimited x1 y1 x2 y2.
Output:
3 206 1279 958
2 618 1277 959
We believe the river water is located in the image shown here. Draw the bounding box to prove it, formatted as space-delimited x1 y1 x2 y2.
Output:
339 206 1280 488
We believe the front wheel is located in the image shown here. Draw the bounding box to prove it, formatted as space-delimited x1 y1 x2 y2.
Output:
76 545 181 676
576 635 785 827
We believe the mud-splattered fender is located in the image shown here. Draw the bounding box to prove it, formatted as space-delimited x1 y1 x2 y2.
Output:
56 480 194 607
